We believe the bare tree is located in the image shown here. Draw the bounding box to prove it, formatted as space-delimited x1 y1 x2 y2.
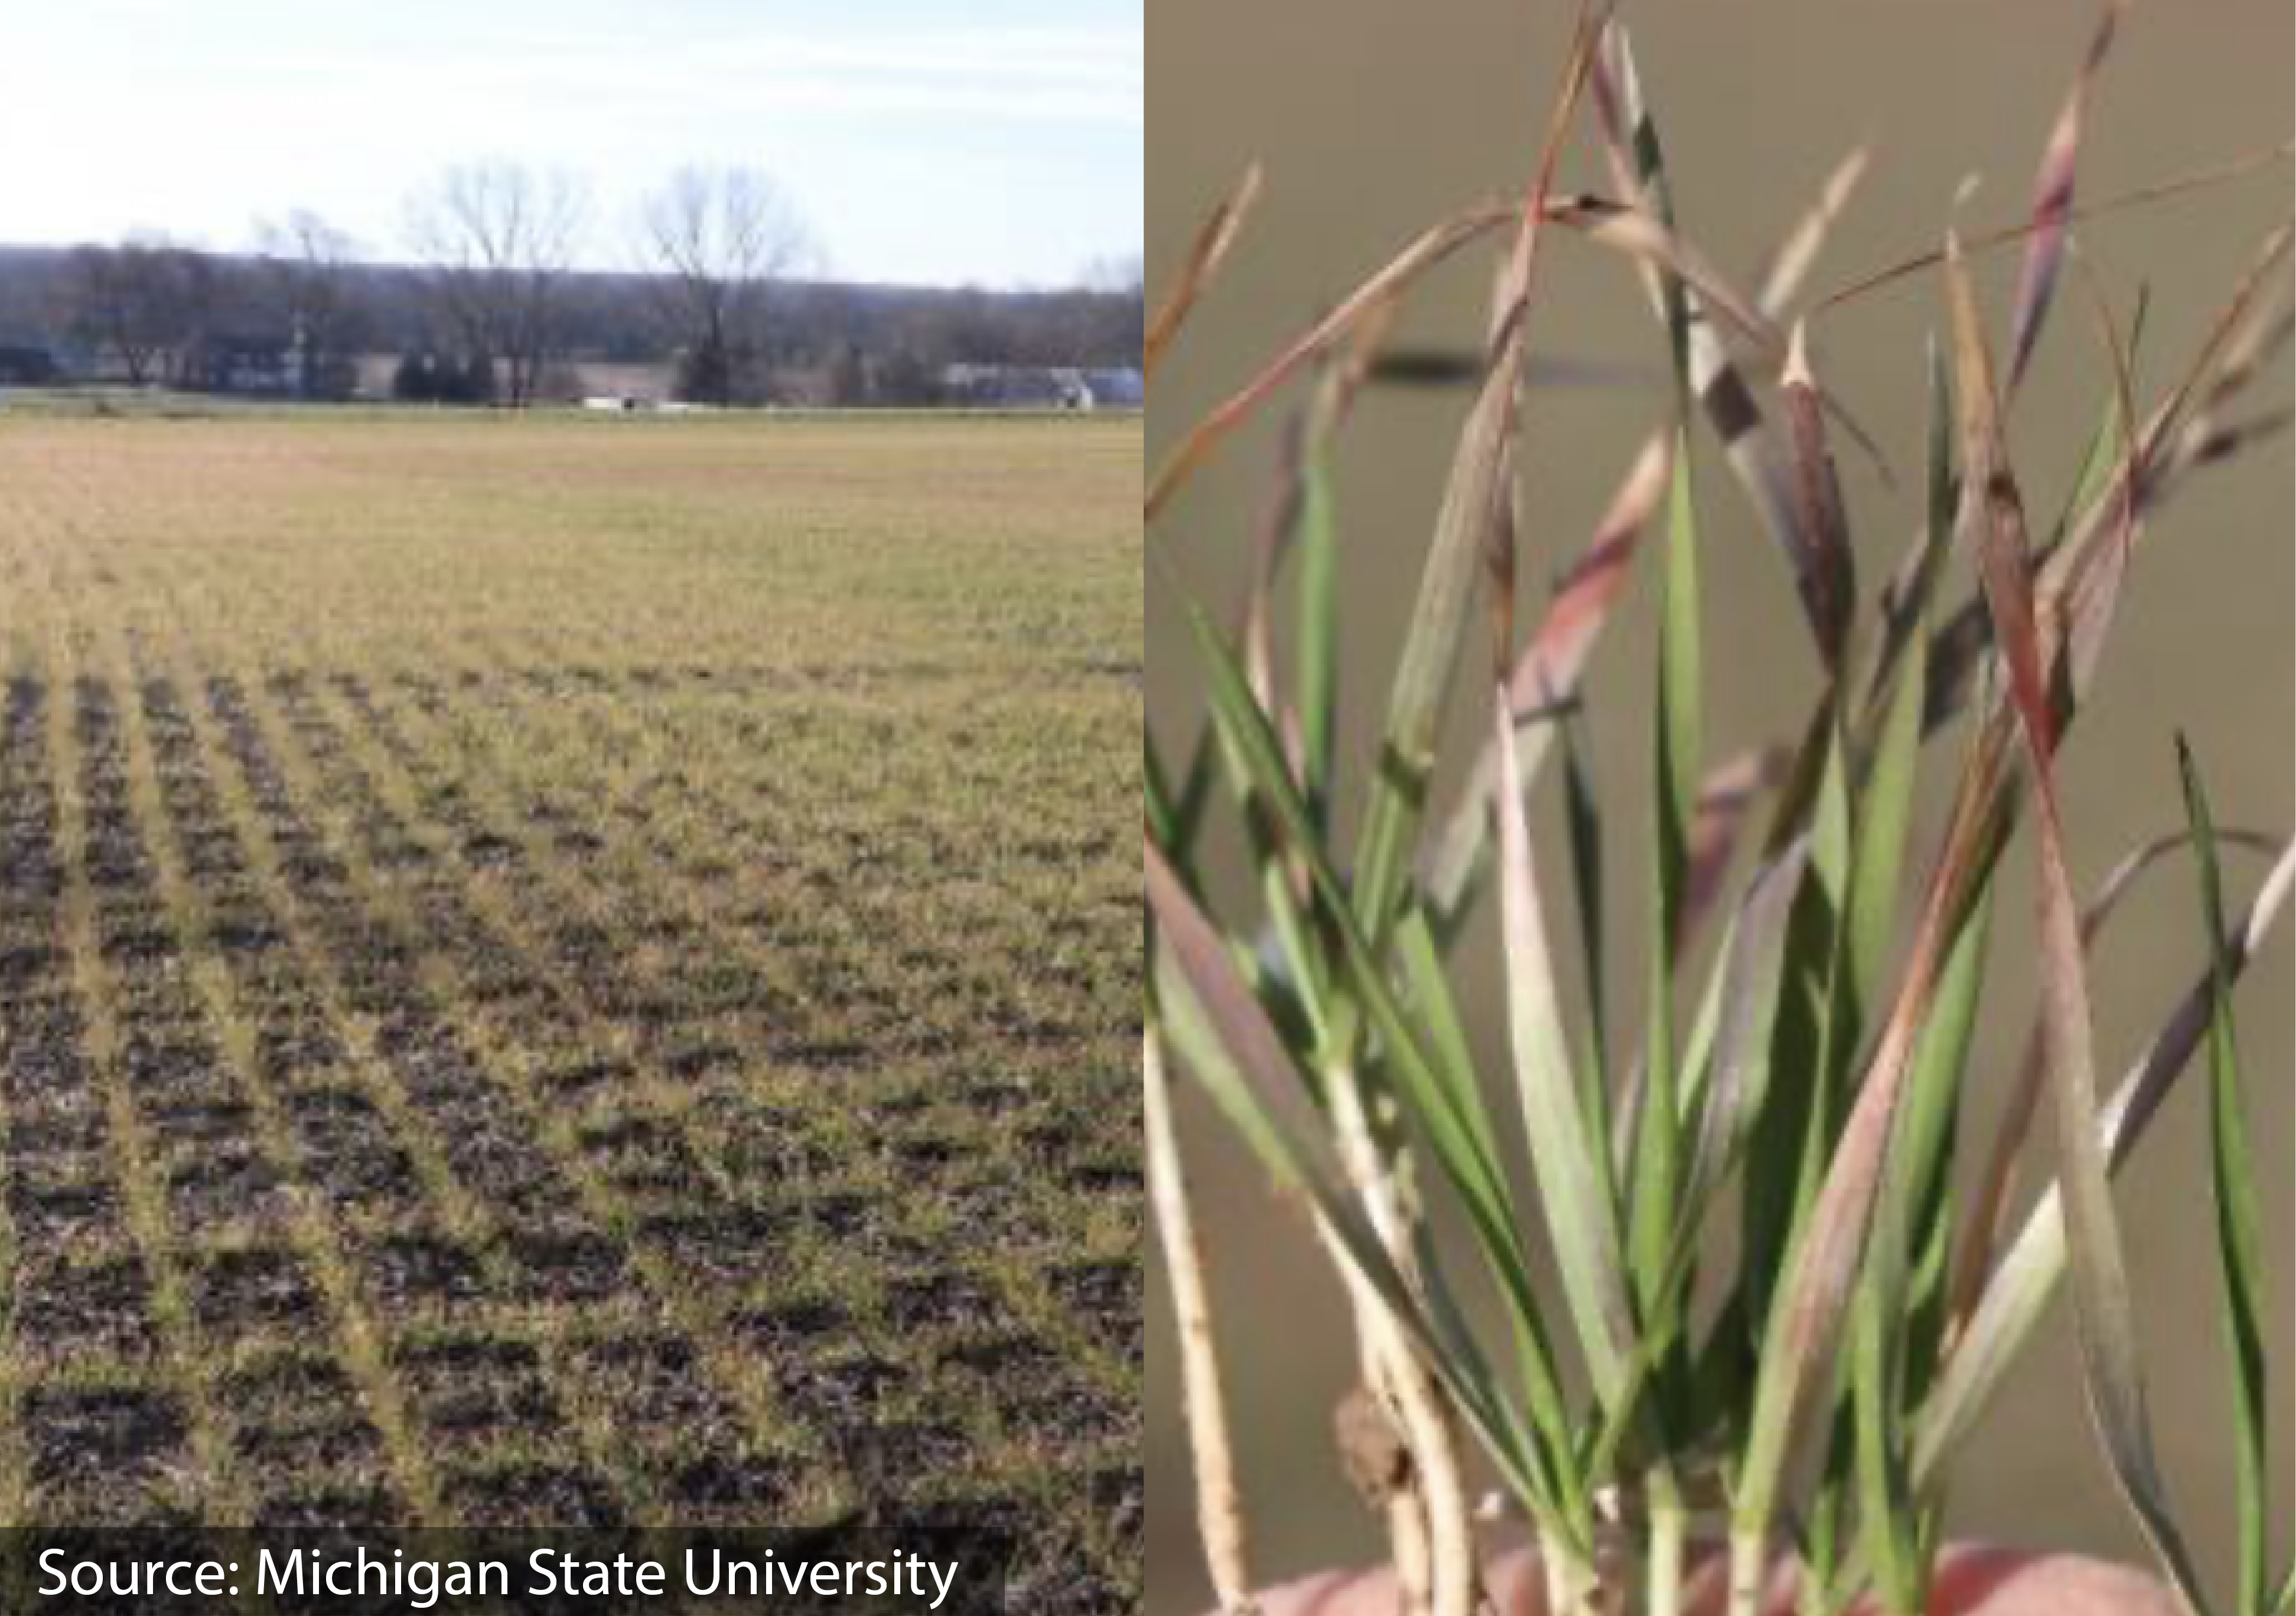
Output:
1080 252 1144 296
1068 256 1145 363
63 236 214 386
154 246 220 385
405 161 589 406
64 245 158 385
637 165 815 404
253 209 366 398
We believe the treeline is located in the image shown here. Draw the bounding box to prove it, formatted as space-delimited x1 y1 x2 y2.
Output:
0 163 1142 407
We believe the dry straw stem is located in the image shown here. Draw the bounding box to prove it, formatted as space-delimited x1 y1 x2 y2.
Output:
1325 1061 1480 1616
1144 1025 1257 1614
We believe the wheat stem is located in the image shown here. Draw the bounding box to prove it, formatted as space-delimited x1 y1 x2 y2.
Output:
1646 1475 1688 1616
1727 1530 1770 1616
1325 1060 1478 1616
1145 1027 1258 1613
1548 1539 1603 1616
1318 1230 1435 1616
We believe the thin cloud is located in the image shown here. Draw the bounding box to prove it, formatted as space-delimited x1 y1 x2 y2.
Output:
0 1 1140 285
151 20 1143 129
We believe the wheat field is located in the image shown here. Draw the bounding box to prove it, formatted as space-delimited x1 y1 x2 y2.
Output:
0 412 1139 1607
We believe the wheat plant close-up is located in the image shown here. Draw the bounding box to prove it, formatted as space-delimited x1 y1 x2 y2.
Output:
1145 6 2291 1614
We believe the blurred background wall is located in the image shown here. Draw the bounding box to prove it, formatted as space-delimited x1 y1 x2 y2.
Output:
1147 3 2292 1610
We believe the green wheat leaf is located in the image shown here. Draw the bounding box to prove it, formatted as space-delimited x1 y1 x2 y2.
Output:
2181 738 2266 1616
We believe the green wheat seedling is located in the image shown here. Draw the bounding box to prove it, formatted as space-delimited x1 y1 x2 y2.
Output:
1145 10 2292 1616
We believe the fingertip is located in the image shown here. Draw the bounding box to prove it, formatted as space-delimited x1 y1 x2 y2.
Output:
1931 1545 2184 1616
1237 1562 1395 1616
1225 1547 1553 1616
1479 1546 1551 1614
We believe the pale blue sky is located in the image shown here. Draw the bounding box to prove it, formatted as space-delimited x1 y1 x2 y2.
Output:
0 0 1141 287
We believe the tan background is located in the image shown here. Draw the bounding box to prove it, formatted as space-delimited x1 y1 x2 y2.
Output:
1147 3 2293 1610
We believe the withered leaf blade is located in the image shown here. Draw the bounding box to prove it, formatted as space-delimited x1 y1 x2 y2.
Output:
1147 203 1503 520
1758 144 1873 317
2006 1 2126 395
1816 141 2292 317
1421 435 1671 924
1946 226 2213 1615
1780 323 1858 676
1919 838 2296 1495
1147 162 1264 382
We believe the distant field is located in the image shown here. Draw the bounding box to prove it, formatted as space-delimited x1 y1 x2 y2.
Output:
0 415 1139 1603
